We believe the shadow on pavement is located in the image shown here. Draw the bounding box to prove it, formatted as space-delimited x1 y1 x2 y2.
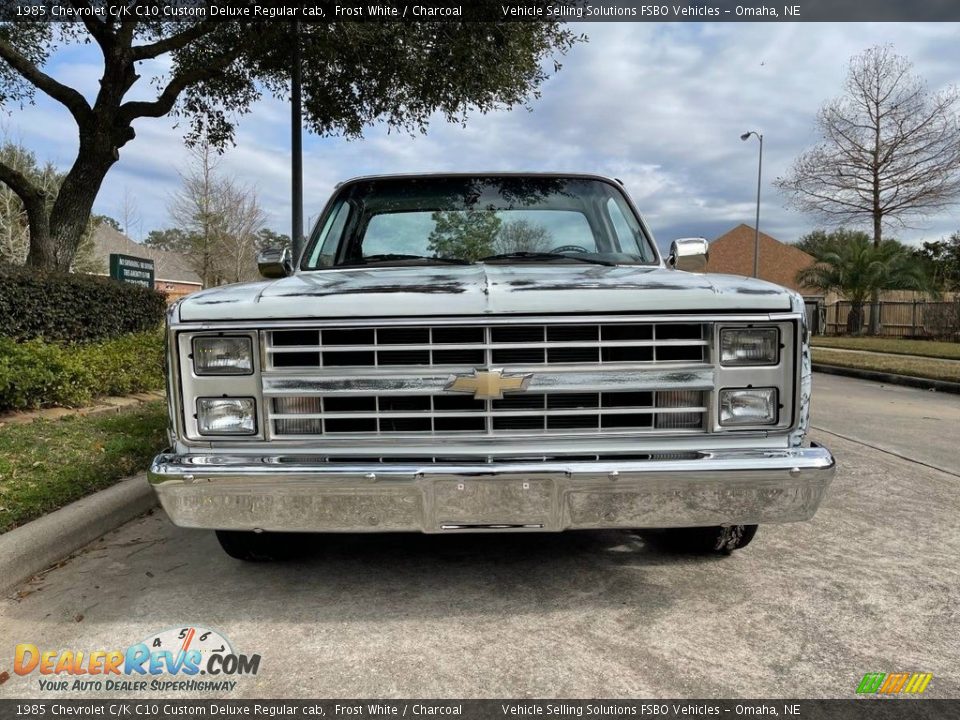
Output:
6 518 741 628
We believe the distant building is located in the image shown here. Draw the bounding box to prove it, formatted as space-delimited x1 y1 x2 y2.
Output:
706 224 817 294
91 225 202 301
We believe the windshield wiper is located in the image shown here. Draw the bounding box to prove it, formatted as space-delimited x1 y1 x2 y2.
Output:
480 251 616 267
351 254 471 266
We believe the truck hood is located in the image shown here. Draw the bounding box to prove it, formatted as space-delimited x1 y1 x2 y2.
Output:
177 264 794 322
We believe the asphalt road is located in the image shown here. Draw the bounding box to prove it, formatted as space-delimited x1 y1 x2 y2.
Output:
809 372 959 475
1 374 958 699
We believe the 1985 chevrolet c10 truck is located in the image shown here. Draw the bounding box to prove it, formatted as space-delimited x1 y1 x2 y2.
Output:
149 173 835 560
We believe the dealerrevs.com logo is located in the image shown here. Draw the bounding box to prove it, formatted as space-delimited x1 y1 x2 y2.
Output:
14 626 260 693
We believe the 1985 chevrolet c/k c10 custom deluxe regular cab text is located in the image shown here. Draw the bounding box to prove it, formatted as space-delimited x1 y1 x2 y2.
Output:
149 173 835 560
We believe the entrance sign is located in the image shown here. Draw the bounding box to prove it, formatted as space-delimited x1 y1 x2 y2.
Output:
109 253 155 289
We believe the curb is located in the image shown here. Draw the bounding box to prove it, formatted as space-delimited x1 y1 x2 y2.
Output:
813 363 960 395
0 391 165 427
0 474 158 596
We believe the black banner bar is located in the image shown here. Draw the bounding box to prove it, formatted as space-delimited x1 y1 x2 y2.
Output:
0 700 957 720
3 0 960 23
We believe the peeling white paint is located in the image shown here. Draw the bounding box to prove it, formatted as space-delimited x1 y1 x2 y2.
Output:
178 265 793 322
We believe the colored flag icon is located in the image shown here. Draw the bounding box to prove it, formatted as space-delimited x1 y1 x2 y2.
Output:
856 672 932 694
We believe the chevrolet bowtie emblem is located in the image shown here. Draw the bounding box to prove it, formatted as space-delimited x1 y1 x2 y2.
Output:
445 369 532 401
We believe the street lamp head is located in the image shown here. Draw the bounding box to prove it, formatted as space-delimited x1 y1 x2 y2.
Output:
740 132 753 141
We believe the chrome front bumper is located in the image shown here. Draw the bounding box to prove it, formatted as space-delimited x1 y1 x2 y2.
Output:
148 444 835 533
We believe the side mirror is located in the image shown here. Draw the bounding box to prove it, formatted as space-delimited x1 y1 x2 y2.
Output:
668 237 709 273
257 247 293 279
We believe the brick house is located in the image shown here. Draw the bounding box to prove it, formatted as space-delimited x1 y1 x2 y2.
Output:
706 224 817 294
91 225 202 301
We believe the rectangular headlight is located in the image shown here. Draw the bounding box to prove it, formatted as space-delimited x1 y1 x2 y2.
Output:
720 328 779 366
193 336 253 375
197 398 256 435
719 388 778 426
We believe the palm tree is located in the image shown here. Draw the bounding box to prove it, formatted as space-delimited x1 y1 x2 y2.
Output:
797 233 930 334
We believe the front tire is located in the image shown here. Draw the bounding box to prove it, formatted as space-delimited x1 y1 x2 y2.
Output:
660 524 758 555
215 530 297 561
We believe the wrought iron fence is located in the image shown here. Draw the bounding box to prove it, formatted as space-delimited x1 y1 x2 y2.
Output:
818 299 960 339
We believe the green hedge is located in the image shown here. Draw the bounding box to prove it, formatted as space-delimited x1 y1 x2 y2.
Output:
0 330 165 411
0 265 166 344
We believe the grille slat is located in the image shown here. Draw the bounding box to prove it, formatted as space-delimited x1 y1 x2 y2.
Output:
266 322 707 369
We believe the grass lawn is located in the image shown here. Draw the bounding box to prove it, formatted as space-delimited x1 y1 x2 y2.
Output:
0 401 167 534
812 336 960 360
812 348 960 384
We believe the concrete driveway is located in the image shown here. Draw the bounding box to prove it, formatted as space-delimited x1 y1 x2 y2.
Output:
1 374 958 699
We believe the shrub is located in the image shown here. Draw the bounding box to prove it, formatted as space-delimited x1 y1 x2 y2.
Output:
76 331 166 398
0 330 164 411
0 264 166 344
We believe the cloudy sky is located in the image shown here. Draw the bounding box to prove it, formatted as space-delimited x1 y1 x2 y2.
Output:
6 22 960 252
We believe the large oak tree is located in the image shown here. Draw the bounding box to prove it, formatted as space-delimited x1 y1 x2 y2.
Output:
0 2 579 270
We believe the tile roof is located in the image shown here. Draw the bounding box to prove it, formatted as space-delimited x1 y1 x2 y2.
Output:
706 224 817 293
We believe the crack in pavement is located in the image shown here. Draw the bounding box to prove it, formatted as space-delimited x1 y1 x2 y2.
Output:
812 424 960 479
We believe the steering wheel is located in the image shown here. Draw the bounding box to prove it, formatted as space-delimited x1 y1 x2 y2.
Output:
549 244 589 254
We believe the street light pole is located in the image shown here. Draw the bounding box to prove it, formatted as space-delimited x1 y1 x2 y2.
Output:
291 20 304 265
740 131 763 278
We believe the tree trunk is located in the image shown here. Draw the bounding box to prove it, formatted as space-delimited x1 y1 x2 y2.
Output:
43 139 118 271
848 302 864 335
868 87 882 336
22 194 55 269
2 158 57 268
868 213 883 335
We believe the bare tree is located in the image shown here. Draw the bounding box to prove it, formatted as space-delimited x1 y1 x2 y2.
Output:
215 179 266 283
168 144 264 285
776 45 960 331
168 144 220 286
116 186 142 242
0 142 34 264
492 218 552 255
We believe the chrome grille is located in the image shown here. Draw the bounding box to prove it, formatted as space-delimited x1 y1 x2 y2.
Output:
262 320 712 439
270 390 706 437
266 322 708 369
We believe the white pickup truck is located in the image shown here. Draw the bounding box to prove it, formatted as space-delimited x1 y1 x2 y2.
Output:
149 173 835 560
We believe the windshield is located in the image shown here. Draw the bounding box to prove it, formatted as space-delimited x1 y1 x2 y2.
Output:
303 176 657 269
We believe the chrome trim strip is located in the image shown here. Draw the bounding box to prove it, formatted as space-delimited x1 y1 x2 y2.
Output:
174 312 802 331
173 432 771 454
152 445 834 478
260 367 714 395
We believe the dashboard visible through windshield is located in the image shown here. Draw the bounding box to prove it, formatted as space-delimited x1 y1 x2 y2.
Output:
302 175 658 269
